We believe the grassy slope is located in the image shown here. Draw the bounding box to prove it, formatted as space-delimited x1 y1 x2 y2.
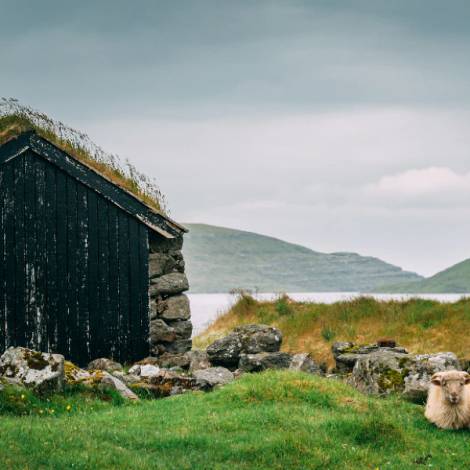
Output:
372 258 470 293
1 371 469 469
183 223 422 293
194 294 470 370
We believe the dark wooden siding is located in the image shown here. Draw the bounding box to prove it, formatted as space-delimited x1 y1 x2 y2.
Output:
0 151 150 366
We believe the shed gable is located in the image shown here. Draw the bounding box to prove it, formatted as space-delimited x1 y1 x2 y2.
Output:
0 149 150 366
0 133 186 239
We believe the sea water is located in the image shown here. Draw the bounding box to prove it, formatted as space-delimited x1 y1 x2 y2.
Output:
187 292 466 337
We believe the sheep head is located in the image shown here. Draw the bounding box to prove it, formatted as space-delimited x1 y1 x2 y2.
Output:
430 371 470 405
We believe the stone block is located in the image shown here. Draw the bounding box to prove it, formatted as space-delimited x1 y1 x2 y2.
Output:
150 273 189 296
157 294 191 320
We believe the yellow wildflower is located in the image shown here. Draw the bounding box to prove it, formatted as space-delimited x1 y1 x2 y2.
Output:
21 394 25 399
40 410 44 414
67 405 71 410
51 410 55 413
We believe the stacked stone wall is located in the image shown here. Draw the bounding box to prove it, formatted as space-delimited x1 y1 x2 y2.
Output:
148 232 192 360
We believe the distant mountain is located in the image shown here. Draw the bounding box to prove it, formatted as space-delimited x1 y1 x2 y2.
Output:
182 223 423 293
371 258 470 293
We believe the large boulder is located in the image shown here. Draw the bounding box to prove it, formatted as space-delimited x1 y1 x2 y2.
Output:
348 350 462 400
239 352 292 372
289 353 323 376
157 294 191 321
0 347 65 391
234 325 282 354
149 319 176 343
206 333 243 369
332 341 408 374
206 324 283 369
150 273 189 296
193 367 234 386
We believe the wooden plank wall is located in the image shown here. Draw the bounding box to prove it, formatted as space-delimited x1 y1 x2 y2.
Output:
0 151 150 366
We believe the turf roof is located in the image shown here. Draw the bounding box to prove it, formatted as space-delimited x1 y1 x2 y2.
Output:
0 98 168 214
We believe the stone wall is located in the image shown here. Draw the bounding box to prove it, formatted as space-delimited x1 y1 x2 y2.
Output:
148 232 192 360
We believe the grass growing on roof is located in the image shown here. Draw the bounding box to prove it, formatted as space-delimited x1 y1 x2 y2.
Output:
0 98 168 213
194 292 470 371
0 370 469 469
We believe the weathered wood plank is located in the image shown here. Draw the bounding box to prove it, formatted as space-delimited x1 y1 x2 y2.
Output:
87 189 100 361
24 152 37 349
0 165 5 352
98 196 110 358
118 211 130 364
67 176 79 364
138 224 150 358
14 156 26 348
77 182 89 366
129 217 141 362
36 157 47 352
45 161 58 353
56 169 69 357
108 204 119 362
3 159 16 347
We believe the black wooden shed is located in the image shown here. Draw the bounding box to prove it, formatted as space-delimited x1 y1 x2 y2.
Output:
0 132 187 366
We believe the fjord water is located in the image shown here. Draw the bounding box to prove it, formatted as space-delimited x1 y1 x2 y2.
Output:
187 292 465 337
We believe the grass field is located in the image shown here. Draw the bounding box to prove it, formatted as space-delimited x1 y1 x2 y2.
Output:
1 370 470 469
194 293 470 371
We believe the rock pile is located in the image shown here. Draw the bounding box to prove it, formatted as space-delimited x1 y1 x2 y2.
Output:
148 235 193 360
332 341 462 400
332 341 409 374
206 324 323 375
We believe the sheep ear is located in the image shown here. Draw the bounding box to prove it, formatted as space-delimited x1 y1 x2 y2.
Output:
431 373 442 386
459 371 470 384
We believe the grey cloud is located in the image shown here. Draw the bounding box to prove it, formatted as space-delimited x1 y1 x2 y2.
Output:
2 1 470 276
2 1 470 121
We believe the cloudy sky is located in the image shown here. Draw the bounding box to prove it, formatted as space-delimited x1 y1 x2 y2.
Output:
2 0 470 276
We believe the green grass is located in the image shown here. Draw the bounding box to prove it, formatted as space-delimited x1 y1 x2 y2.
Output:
0 371 469 469
372 258 470 293
195 294 470 370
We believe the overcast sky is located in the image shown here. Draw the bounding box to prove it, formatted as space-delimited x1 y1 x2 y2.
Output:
2 0 470 276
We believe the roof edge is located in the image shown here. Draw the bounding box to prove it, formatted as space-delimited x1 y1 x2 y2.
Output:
0 132 188 237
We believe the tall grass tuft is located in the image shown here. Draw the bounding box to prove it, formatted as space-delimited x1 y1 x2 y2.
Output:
0 98 168 213
194 294 470 370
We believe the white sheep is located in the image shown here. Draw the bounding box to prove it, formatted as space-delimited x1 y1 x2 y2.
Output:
424 370 470 430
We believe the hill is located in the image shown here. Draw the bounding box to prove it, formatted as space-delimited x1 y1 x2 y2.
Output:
182 223 423 293
371 258 470 293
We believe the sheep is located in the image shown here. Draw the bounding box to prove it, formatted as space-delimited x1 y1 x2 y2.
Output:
424 370 470 430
